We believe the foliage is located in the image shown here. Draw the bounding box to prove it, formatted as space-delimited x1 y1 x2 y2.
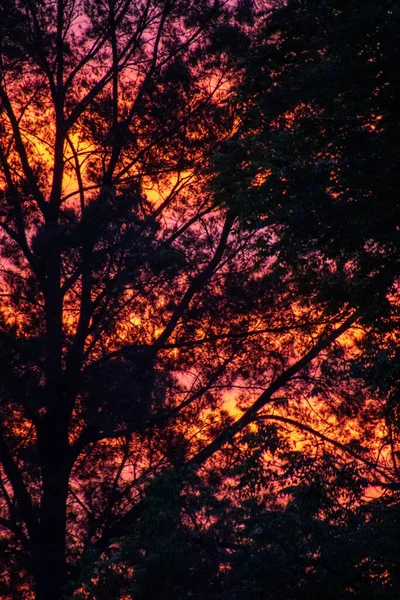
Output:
0 1 400 599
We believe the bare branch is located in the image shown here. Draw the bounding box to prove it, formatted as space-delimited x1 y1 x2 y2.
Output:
186 310 362 469
0 85 46 214
153 212 235 349
0 430 39 543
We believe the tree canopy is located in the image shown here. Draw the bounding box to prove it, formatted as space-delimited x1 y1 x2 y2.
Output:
0 1 400 599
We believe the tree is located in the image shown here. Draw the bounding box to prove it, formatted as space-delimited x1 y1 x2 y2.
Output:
0 1 258 597
210 0 400 595
1 1 399 599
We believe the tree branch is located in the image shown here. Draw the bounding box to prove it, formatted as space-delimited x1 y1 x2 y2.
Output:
258 414 392 481
0 85 46 214
153 212 235 349
186 310 362 469
92 310 361 550
0 431 39 543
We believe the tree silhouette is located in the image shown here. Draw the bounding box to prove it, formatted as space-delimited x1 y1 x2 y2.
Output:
0 1 399 599
210 0 400 595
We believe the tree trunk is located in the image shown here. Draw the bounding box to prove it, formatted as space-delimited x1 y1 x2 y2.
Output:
34 422 70 600
34 492 69 599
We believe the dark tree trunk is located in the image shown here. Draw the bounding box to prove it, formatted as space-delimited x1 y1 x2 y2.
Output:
34 418 71 600
34 490 69 599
